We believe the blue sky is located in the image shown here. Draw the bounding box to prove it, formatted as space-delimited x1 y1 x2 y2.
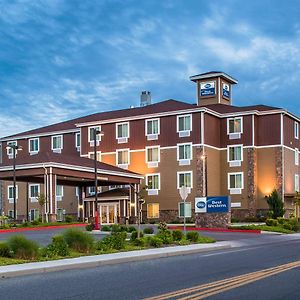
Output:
1 0 300 137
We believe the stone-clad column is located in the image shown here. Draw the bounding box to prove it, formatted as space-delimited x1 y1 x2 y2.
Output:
195 146 205 197
48 168 57 222
275 147 283 200
247 147 257 217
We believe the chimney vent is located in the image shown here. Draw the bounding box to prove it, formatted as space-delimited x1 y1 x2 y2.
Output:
140 91 151 107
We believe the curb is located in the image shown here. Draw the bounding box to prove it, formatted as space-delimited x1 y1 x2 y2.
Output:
168 226 261 234
0 224 86 234
0 242 231 278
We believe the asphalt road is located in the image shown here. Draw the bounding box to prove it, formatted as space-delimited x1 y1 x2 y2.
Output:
1 234 300 299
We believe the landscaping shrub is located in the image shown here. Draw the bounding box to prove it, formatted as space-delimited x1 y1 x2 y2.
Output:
283 223 293 230
8 235 39 260
186 231 199 242
43 235 70 257
111 224 122 233
101 225 111 232
86 224 93 231
143 227 154 234
157 230 173 244
21 221 29 227
277 217 286 225
95 237 113 251
0 242 11 257
62 229 94 253
65 215 73 223
172 230 184 241
130 231 144 241
266 190 285 218
133 238 145 247
127 226 137 233
31 220 40 226
96 232 127 250
149 236 163 248
231 217 240 223
288 218 300 231
266 218 278 227
158 222 168 231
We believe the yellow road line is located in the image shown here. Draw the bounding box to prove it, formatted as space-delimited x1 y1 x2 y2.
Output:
144 260 300 300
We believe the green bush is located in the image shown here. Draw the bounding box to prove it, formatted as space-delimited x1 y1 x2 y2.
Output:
158 222 168 231
172 230 184 241
111 224 122 233
0 242 11 257
8 235 39 260
186 231 199 242
65 215 73 223
95 238 113 251
266 219 278 227
97 232 127 250
85 224 93 231
231 217 240 223
127 226 137 233
133 238 145 247
277 217 286 224
43 235 70 257
266 190 285 218
283 223 293 230
149 236 163 248
62 229 94 253
21 222 29 227
288 218 300 231
156 230 173 244
143 227 154 234
31 220 39 226
101 225 111 232
130 231 144 241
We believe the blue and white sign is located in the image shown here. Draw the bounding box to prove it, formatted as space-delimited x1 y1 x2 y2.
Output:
195 196 230 213
200 81 215 96
222 83 230 98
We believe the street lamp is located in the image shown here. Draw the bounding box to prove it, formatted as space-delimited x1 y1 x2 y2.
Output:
6 144 23 223
93 128 103 230
201 154 208 197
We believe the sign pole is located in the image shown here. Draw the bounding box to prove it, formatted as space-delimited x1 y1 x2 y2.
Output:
179 186 190 236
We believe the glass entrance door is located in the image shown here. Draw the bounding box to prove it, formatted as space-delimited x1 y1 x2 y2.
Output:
99 204 118 224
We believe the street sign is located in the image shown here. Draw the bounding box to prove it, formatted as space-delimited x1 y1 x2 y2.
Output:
179 186 190 201
195 196 230 213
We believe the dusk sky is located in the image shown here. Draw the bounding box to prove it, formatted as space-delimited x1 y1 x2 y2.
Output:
1 0 300 137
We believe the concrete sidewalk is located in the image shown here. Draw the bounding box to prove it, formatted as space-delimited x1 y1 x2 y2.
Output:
0 241 232 278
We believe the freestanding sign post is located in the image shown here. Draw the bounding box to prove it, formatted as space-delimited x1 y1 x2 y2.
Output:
179 186 190 235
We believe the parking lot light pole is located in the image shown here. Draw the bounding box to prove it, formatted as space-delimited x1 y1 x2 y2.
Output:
6 144 23 223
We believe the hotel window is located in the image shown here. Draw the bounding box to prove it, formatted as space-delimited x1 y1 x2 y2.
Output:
51 135 63 152
146 174 160 195
29 184 40 202
57 208 64 222
29 138 39 154
7 141 17 158
88 126 101 146
29 209 39 221
75 132 81 151
8 185 18 204
146 146 160 168
177 143 192 165
8 210 16 219
295 174 299 192
295 148 299 166
177 115 192 137
178 202 192 218
295 122 299 139
228 172 243 194
227 117 243 139
146 118 160 140
147 203 159 219
88 186 95 195
177 171 193 191
116 122 129 143
56 185 64 201
228 145 243 167
117 149 129 168
89 151 101 162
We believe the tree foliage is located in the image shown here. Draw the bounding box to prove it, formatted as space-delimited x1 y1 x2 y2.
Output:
36 193 46 223
267 189 285 219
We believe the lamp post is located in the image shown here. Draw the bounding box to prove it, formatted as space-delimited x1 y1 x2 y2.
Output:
6 144 22 223
201 154 208 197
93 128 103 230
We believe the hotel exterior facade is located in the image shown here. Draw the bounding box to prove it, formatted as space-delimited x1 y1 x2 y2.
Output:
0 71 299 224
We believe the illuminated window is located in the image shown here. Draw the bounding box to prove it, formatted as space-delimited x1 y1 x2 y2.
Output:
295 148 299 166
227 117 242 134
146 174 160 190
29 184 40 202
117 149 129 166
8 185 18 203
51 135 63 151
29 138 39 154
146 146 160 163
177 171 192 189
146 119 160 135
295 174 299 192
295 122 299 139
147 203 159 218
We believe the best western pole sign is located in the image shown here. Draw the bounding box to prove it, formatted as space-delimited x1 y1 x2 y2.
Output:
195 196 230 213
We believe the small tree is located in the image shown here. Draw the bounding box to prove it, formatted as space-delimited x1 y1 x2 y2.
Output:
36 193 46 223
293 192 300 221
267 189 285 219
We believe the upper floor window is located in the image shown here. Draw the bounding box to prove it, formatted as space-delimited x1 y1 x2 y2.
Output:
228 172 243 194
8 185 18 203
177 143 192 165
227 117 243 139
116 149 129 168
146 118 160 140
56 185 64 201
228 145 243 167
177 114 192 137
29 138 39 154
177 171 193 191
295 122 299 139
88 126 101 146
75 133 81 151
88 151 101 162
296 148 299 166
29 184 40 202
295 174 299 192
146 146 160 168
7 141 17 158
146 173 160 195
116 122 129 143
52 135 63 152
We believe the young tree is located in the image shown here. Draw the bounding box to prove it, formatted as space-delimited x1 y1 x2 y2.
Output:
36 193 46 223
267 189 285 219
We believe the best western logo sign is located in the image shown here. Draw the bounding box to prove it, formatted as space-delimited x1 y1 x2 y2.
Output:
222 83 230 98
200 81 215 96
195 196 230 213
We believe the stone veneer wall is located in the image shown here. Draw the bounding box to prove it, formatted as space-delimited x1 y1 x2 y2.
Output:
275 147 283 199
195 146 205 197
247 148 257 217
196 212 231 229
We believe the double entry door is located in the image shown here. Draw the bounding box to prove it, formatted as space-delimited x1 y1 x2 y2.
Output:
99 203 118 225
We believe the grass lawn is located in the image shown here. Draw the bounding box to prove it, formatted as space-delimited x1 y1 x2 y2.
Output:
230 225 295 234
